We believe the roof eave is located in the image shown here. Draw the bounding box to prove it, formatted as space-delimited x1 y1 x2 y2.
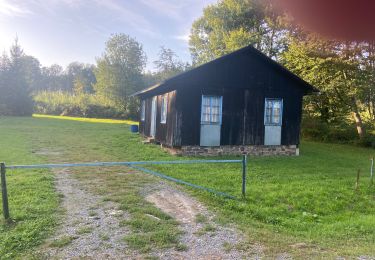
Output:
130 83 163 97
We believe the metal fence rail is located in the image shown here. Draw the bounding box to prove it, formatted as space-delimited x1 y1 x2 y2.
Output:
1 156 247 220
6 159 242 169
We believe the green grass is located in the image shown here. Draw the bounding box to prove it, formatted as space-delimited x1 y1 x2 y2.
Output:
195 213 208 223
0 115 374 258
76 226 94 235
49 236 76 248
100 233 110 241
0 118 59 259
195 224 217 236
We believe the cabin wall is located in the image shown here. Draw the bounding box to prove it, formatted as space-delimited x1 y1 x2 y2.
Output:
175 62 304 146
154 90 181 146
141 46 307 148
139 97 152 136
139 90 181 147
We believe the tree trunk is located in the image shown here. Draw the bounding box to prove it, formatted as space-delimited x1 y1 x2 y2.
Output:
350 96 365 138
353 111 365 138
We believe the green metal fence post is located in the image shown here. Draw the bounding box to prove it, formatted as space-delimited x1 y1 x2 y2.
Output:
242 155 247 198
1 163 10 220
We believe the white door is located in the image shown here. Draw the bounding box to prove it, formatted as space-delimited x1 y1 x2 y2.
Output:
264 98 283 145
150 97 157 137
200 95 223 146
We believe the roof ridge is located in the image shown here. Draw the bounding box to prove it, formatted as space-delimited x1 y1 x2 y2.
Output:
132 44 319 97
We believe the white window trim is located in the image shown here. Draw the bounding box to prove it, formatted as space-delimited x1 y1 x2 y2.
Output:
141 100 145 121
264 98 283 126
160 95 168 124
200 95 223 125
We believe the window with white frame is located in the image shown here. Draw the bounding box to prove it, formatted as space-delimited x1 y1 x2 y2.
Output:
201 95 223 124
264 98 283 125
141 100 146 121
160 95 168 123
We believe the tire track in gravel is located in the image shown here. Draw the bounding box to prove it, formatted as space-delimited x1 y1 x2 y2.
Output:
36 169 134 259
143 184 263 259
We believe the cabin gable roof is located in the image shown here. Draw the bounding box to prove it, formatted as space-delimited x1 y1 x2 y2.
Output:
132 45 319 98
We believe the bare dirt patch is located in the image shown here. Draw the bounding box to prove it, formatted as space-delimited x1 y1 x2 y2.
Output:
146 188 205 224
35 169 134 259
32 148 62 157
145 184 264 259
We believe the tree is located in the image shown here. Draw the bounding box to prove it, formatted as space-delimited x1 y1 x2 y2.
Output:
19 55 42 92
94 34 146 118
189 0 287 65
0 52 12 114
66 62 96 93
95 34 146 98
0 39 33 116
188 0 374 139
153 46 190 82
360 41 375 122
282 34 369 137
40 64 68 91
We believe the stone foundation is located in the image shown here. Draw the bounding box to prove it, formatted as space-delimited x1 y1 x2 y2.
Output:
162 145 299 156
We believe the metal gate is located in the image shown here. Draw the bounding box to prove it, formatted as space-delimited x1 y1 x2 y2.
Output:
1 156 247 221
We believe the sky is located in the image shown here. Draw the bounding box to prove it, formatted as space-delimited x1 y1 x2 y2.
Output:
0 0 217 71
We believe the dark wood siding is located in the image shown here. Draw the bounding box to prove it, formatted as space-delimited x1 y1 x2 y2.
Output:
172 53 305 146
138 45 309 147
139 91 181 147
139 97 152 136
154 91 180 146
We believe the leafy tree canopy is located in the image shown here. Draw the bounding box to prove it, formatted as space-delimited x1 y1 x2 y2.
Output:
189 0 287 65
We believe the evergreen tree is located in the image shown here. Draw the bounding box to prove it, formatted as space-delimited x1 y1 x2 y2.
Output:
0 38 33 116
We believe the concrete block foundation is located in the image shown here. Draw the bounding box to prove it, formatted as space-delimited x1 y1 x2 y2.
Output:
162 145 299 156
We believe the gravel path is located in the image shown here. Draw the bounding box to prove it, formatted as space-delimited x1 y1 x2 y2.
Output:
143 183 263 259
34 169 255 259
36 169 133 259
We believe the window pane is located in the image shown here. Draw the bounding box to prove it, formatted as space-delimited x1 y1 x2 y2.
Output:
161 95 168 123
265 99 282 125
265 100 272 124
272 100 281 124
212 97 219 106
203 97 210 106
201 96 222 124
141 101 145 121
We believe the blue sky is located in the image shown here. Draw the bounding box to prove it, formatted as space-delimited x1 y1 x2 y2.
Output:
0 0 217 71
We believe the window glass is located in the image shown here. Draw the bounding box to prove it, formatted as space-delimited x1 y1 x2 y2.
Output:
141 100 145 121
201 95 222 124
264 99 282 125
202 97 211 123
160 95 168 123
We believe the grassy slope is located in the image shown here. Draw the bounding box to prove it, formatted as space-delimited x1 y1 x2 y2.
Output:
0 115 374 258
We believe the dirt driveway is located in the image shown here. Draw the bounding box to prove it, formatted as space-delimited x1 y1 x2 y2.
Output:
34 167 262 259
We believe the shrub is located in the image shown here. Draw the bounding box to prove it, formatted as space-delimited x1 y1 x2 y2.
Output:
33 91 139 119
354 135 375 148
301 116 375 148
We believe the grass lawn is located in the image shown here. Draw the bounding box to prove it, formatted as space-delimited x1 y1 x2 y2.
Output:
0 118 59 259
0 115 374 258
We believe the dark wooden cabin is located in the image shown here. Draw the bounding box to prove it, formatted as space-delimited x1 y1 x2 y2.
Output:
132 45 318 156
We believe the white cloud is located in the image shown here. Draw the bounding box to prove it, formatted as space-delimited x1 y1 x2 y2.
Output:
93 0 158 36
0 0 32 17
174 32 190 42
139 0 217 21
140 0 216 42
139 0 187 20
26 0 161 38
